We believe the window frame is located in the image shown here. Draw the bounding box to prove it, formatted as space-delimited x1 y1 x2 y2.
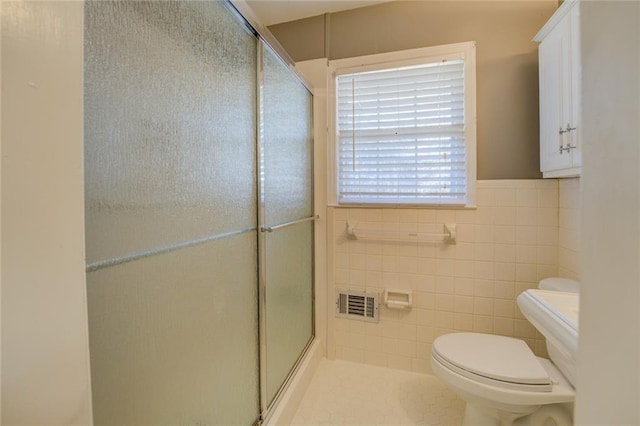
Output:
328 42 477 208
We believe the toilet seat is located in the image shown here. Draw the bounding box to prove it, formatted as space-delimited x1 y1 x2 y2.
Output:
432 333 552 392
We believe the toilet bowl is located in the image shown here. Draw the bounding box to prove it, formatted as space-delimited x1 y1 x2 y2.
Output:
431 278 579 426
431 333 574 425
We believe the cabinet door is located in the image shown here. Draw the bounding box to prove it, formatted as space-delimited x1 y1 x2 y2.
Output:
539 13 572 173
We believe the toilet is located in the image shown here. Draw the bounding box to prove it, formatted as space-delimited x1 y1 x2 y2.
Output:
431 278 579 426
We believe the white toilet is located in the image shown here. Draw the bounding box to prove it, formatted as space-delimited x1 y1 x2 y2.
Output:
431 278 579 426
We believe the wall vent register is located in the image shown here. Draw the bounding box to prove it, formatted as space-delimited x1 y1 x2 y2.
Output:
335 290 379 322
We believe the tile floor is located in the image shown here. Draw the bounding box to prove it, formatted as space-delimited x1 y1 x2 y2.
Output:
291 359 465 425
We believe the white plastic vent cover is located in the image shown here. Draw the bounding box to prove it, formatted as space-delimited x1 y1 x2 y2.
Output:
335 290 379 322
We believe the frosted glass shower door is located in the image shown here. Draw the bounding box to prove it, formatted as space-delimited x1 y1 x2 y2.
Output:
260 43 314 409
84 2 260 425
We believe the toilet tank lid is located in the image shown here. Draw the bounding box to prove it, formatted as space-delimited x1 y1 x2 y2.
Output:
539 278 580 294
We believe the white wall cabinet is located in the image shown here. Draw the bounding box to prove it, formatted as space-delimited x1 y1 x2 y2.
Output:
535 1 581 178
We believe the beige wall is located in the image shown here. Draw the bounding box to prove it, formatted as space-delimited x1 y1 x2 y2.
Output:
1 2 93 424
270 14 326 62
270 1 558 180
576 1 640 424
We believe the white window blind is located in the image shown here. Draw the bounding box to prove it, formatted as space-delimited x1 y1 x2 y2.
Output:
336 59 468 205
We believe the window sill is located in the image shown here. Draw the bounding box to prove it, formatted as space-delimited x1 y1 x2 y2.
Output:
328 203 477 210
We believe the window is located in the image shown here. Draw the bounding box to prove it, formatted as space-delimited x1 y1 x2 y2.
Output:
330 42 476 206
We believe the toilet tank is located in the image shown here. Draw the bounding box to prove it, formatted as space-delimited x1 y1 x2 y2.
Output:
538 277 580 294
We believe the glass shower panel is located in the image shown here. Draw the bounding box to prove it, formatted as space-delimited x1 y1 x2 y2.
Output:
84 0 257 265
84 1 259 424
262 44 314 226
261 43 314 406
264 222 314 405
87 233 259 425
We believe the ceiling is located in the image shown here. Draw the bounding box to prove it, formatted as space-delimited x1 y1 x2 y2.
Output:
245 0 396 26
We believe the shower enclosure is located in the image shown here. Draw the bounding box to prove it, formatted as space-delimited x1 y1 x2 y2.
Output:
83 1 314 424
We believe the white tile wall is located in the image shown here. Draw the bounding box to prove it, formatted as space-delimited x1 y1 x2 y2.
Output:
558 178 581 280
329 180 560 374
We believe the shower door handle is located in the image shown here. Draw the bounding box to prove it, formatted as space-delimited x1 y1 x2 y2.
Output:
260 214 319 233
